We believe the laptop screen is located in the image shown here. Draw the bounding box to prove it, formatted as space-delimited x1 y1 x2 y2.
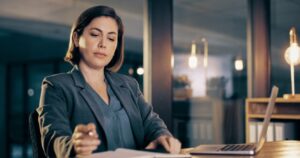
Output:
255 86 278 152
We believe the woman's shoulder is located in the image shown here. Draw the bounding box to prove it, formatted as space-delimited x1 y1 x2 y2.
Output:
42 72 73 86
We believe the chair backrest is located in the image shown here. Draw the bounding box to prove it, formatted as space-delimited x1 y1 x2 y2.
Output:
29 110 46 158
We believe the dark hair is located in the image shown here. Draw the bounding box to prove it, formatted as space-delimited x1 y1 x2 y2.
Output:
64 5 124 72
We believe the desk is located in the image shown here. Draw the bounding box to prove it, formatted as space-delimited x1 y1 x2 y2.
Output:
183 141 300 158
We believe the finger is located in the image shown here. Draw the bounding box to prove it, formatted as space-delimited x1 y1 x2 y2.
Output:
145 142 157 149
86 123 96 131
176 139 182 154
74 124 98 139
75 145 97 155
73 131 98 140
165 137 181 154
159 137 171 152
75 144 99 153
73 132 84 140
168 138 181 154
167 137 176 154
87 130 99 139
170 139 175 154
74 124 90 133
170 138 181 154
87 123 99 138
74 139 101 147
74 139 100 156
74 124 85 132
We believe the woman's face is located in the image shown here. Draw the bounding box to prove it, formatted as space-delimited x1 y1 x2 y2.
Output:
75 16 118 70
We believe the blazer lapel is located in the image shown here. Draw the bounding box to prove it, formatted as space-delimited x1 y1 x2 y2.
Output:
79 89 109 134
105 71 145 148
70 67 111 147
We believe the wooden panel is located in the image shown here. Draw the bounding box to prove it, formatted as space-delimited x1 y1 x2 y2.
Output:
144 0 173 130
247 0 271 98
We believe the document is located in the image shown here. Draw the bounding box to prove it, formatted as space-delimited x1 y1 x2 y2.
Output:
249 122 257 143
88 148 191 158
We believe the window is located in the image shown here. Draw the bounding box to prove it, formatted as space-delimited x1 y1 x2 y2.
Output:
173 0 247 147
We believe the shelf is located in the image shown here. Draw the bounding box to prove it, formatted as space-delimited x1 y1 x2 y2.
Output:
247 97 300 103
245 97 300 143
248 114 300 120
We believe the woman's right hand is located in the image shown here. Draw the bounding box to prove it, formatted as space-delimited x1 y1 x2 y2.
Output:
72 123 101 156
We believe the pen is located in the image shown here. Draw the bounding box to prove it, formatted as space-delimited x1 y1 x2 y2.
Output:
154 154 192 158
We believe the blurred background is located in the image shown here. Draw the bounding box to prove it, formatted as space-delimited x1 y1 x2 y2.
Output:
0 0 299 157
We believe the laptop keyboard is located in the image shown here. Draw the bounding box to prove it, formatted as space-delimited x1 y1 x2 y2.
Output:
219 144 254 151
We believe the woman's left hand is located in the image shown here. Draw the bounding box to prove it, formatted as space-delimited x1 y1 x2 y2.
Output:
145 135 181 154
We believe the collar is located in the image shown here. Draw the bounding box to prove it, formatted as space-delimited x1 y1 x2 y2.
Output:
70 66 124 88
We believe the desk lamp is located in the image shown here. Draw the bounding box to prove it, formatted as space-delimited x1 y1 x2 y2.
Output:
283 27 300 99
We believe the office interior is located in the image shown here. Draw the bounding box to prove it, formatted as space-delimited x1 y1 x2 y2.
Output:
0 0 299 157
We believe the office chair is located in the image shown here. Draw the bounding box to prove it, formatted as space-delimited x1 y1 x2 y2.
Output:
29 110 47 158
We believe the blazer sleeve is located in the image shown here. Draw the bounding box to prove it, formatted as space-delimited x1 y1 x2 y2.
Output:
130 78 172 145
37 78 75 158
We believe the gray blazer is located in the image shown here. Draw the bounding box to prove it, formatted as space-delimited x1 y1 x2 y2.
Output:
37 67 171 158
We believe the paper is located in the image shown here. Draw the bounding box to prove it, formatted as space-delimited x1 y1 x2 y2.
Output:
249 122 257 143
88 148 191 158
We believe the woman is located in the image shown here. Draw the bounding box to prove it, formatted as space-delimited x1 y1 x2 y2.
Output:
37 5 181 157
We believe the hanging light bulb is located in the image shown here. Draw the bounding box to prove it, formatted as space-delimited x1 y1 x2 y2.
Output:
235 59 244 71
188 41 198 69
188 56 198 69
137 67 144 75
171 54 174 68
283 27 300 99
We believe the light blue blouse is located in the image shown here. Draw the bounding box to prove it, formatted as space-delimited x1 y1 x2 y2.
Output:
86 82 136 150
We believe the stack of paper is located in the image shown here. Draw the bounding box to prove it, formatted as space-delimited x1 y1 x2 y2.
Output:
87 148 191 158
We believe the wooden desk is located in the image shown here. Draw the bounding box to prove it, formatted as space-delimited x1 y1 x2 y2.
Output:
182 141 300 157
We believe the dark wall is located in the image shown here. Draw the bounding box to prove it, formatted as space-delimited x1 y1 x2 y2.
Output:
0 65 6 156
0 30 67 63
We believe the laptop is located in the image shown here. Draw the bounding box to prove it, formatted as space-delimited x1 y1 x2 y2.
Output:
190 86 279 156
